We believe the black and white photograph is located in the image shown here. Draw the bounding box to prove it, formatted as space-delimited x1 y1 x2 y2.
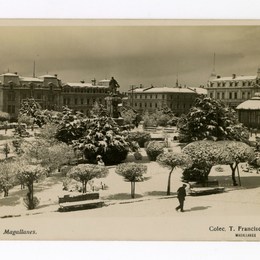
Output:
0 19 260 243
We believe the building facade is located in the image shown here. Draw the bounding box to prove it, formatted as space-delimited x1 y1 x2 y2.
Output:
206 68 260 108
127 86 200 116
0 73 110 119
236 94 260 129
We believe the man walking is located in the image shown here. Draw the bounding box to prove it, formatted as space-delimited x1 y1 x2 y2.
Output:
176 184 187 212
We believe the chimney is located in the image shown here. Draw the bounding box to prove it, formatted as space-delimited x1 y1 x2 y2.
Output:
217 75 221 78
14 72 18 75
80 80 85 84
54 74 58 78
91 78 96 86
140 84 143 88
232 74 236 79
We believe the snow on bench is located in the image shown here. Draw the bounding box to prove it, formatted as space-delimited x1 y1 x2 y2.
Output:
189 181 225 196
58 192 104 212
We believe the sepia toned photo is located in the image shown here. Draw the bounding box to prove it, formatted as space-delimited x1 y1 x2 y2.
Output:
0 20 260 241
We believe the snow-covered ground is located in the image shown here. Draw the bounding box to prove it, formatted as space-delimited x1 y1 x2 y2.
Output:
1 154 260 241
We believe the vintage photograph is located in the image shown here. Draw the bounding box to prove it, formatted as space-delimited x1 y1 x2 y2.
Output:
0 20 260 241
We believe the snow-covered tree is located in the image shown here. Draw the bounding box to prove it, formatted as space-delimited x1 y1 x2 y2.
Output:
178 96 249 143
67 164 108 193
116 162 147 198
157 152 192 195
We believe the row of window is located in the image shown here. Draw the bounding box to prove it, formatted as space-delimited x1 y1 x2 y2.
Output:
210 80 258 88
132 94 164 99
209 91 251 100
63 98 104 106
62 88 108 94
134 102 191 109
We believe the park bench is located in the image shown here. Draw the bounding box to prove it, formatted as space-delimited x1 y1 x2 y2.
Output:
189 180 225 196
58 192 104 212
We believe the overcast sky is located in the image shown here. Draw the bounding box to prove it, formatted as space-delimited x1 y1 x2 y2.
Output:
1 26 260 91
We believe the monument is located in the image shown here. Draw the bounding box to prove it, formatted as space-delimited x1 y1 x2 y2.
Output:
105 77 124 124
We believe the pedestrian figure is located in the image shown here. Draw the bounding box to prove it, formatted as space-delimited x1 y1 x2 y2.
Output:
176 184 187 212
4 122 8 134
96 155 105 166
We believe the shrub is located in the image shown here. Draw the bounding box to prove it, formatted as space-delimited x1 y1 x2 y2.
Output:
127 132 151 148
182 167 206 182
146 141 164 161
134 151 143 160
23 196 40 210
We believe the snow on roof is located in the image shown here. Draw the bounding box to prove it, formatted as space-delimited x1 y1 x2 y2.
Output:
236 97 260 110
190 87 207 95
64 82 109 88
19 77 43 82
98 79 110 82
0 73 19 77
130 87 196 94
39 74 57 78
211 75 257 81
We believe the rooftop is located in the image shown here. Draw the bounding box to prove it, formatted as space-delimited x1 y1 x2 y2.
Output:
236 97 260 110
64 82 109 88
129 87 196 94
211 75 257 81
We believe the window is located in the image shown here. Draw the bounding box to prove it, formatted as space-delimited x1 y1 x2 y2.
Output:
81 98 84 105
67 98 70 105
217 82 221 87
140 103 142 108
150 95 152 99
162 94 165 99
234 92 237 99
12 105 15 113
150 103 152 107
222 92 225 99
155 103 157 108
209 92 213 98
155 94 157 98
87 99 89 105
248 81 251 86
248 92 251 99
229 82 233 87
75 98 78 105
242 92 245 99
63 98 66 105
222 82 226 87
229 92 232 99
242 82 246 86
217 92 220 99
235 82 238 86
145 103 147 107
135 103 137 107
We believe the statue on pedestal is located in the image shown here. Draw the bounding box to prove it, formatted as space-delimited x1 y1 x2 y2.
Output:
109 77 120 95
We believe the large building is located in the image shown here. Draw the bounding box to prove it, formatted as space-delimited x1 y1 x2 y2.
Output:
127 86 202 116
0 72 110 119
207 68 260 108
236 93 260 129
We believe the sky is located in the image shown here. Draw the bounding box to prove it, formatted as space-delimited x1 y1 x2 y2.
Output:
1 25 260 91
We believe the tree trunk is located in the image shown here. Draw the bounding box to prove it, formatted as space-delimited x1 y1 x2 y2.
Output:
236 163 242 186
167 168 174 195
230 164 238 186
82 181 87 193
28 182 34 209
131 182 135 198
4 188 8 197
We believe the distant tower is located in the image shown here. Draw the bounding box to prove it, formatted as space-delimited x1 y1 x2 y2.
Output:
176 71 179 87
33 60 36 78
209 53 217 80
